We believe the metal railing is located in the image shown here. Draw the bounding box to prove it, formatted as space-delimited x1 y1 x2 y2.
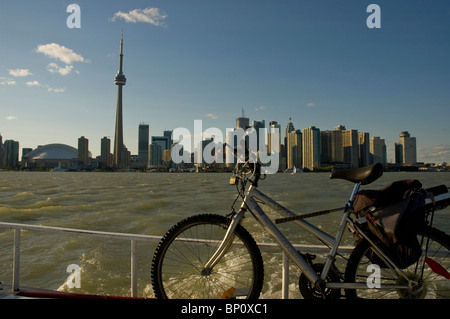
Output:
0 221 354 299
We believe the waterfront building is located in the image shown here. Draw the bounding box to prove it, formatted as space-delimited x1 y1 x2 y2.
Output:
2 139 19 168
138 123 149 167
100 137 112 168
78 136 89 165
287 129 302 169
302 126 320 171
22 144 78 169
342 129 359 168
370 136 386 164
149 142 162 167
252 120 266 151
284 118 295 162
113 31 128 169
236 109 250 130
395 131 417 165
358 132 370 167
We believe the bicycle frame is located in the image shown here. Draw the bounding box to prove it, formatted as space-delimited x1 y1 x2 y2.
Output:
203 180 414 292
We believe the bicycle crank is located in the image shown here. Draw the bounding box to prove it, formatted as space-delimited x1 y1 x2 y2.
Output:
299 263 342 299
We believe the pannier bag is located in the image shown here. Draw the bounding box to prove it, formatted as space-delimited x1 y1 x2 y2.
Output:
353 180 426 268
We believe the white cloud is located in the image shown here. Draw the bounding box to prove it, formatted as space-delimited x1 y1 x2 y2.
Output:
255 105 267 111
26 80 41 87
206 113 219 120
36 43 88 64
47 63 74 76
8 68 32 77
306 102 316 108
6 116 18 121
47 87 66 93
0 78 16 85
111 8 168 26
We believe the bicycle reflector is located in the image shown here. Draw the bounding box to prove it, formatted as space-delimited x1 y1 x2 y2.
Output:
425 257 450 280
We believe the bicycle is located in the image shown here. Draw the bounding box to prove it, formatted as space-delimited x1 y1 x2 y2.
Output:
151 161 450 299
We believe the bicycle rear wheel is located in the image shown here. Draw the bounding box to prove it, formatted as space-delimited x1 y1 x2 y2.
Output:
151 214 264 299
344 226 450 299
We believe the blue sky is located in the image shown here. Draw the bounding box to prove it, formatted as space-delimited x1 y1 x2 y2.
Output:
1 0 449 163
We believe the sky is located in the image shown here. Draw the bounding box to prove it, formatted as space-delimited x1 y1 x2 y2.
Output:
0 0 449 164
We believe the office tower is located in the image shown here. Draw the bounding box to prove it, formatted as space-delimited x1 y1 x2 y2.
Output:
3 140 19 168
287 129 302 169
396 131 417 165
358 132 370 167
100 137 111 168
252 120 266 151
284 118 295 159
267 121 281 153
113 31 127 169
302 126 320 171
152 136 170 151
236 108 250 130
138 124 150 167
342 129 359 168
163 130 173 149
370 136 386 164
149 142 162 167
78 136 89 164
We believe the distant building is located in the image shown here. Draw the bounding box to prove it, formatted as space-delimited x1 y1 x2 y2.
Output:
138 124 149 167
2 140 19 168
78 136 89 164
287 129 302 169
358 132 370 167
370 136 386 164
302 126 320 170
149 142 162 167
100 137 112 168
22 144 78 169
395 131 417 165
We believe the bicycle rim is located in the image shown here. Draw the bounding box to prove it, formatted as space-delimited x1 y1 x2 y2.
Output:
345 227 450 299
151 214 264 299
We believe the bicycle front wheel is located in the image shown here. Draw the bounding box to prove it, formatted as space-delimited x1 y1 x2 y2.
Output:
151 214 264 299
344 226 450 299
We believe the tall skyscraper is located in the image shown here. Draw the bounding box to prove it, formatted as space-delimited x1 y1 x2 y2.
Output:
3 140 19 168
113 31 127 169
370 136 386 164
138 123 149 167
287 129 302 169
302 126 320 171
236 109 250 130
395 131 417 165
78 136 89 165
100 136 111 168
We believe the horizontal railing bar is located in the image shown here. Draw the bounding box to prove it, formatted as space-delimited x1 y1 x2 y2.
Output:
0 221 353 253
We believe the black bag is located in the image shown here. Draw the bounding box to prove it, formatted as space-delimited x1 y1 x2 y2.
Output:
353 180 426 268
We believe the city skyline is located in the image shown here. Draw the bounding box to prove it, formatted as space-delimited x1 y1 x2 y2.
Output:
1 1 449 164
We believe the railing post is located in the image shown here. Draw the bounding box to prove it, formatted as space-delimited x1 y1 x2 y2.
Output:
12 229 21 291
131 240 137 297
282 253 289 299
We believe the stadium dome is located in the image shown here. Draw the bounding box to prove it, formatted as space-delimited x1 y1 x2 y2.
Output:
22 144 78 169
24 144 78 160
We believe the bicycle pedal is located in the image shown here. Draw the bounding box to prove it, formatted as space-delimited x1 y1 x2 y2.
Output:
229 177 239 185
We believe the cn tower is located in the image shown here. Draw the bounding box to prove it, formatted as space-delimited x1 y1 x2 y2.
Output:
113 31 127 169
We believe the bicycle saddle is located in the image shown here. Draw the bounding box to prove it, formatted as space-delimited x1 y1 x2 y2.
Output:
329 163 383 185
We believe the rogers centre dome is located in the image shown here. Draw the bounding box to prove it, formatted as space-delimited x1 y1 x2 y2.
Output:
22 143 78 169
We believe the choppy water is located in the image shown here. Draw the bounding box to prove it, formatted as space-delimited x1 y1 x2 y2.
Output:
0 171 449 298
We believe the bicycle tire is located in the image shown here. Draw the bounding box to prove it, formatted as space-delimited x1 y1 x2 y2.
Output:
344 226 450 299
151 214 264 299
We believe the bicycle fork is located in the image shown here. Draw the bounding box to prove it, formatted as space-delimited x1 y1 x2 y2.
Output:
201 208 246 273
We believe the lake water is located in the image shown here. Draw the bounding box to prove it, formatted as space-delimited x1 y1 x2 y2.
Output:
0 171 449 298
